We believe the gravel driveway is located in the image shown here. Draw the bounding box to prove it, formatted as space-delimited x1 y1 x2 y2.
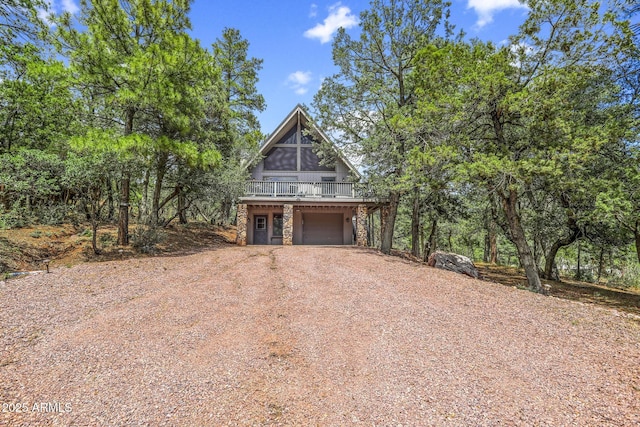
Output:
1 246 639 426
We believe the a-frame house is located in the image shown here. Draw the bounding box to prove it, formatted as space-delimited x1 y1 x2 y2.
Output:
237 105 378 245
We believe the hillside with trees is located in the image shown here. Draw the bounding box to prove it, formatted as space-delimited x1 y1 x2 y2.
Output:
313 0 639 292
1 0 264 255
1 0 639 294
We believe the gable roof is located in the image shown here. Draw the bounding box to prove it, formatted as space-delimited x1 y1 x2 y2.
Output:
259 104 361 179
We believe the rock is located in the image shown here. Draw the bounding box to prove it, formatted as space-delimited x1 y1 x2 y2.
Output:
427 251 479 279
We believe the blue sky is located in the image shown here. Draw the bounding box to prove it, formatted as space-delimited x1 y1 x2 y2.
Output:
188 0 530 134
45 0 531 134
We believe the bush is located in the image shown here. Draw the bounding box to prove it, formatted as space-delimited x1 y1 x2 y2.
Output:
0 204 34 229
131 226 165 254
608 263 640 290
37 204 69 225
0 238 16 273
99 233 115 247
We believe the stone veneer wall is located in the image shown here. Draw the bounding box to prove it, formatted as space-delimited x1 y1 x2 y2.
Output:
283 204 293 245
357 205 368 246
236 204 247 246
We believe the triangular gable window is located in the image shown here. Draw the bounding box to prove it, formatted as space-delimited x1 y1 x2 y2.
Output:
276 126 297 144
301 146 334 171
261 109 337 172
264 147 297 171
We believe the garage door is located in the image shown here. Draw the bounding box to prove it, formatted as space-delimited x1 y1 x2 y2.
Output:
302 213 343 245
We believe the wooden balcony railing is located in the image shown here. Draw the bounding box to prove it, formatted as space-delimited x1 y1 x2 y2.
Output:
244 181 367 198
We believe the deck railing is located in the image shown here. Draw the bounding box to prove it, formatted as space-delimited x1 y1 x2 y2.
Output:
244 181 366 198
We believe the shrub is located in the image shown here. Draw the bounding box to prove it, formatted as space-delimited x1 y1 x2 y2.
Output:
608 263 640 290
99 233 115 247
131 226 165 254
0 204 33 229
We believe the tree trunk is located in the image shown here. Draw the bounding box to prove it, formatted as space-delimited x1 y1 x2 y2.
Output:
635 226 640 264
576 241 582 281
423 217 437 262
597 247 604 282
411 188 420 258
117 174 130 246
220 197 233 225
484 206 498 264
380 192 400 255
489 232 498 264
543 225 581 280
141 168 150 224
151 152 169 225
177 186 187 224
91 218 100 255
501 188 543 293
117 107 135 246
544 241 564 281
90 188 101 255
106 178 115 221
369 212 375 247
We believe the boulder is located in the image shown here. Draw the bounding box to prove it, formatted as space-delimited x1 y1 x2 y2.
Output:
427 251 479 279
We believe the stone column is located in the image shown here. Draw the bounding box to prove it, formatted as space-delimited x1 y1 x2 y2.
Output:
236 204 248 246
283 204 293 245
357 204 368 247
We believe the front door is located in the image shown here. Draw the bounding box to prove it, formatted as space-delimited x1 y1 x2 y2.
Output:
254 215 268 244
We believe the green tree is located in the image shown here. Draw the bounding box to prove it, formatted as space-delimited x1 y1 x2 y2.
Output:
62 149 119 254
412 0 633 292
213 27 265 139
0 46 78 153
211 27 265 223
313 0 452 254
596 2 640 262
0 148 64 226
0 0 47 50
58 0 219 243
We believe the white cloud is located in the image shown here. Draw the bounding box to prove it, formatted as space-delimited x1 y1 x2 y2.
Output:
37 7 53 25
288 71 312 86
60 0 79 14
37 0 79 26
467 0 528 28
304 2 359 44
309 3 318 18
37 0 54 26
287 71 313 95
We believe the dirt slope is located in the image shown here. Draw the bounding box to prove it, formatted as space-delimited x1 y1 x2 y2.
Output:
1 246 639 426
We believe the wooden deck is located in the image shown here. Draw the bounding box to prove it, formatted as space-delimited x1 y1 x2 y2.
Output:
244 181 364 198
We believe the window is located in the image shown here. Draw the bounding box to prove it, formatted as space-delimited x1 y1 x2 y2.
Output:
255 216 266 230
300 147 335 171
264 147 297 171
273 214 283 237
275 126 297 144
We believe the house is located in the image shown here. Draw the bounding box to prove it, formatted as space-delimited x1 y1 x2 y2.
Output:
236 105 380 246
